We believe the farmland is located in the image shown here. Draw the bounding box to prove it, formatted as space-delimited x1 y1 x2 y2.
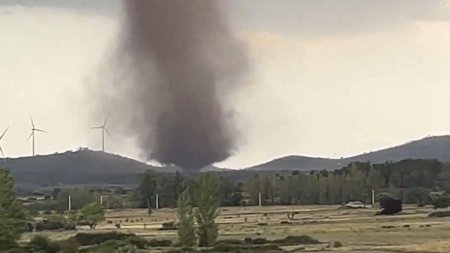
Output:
24 205 450 252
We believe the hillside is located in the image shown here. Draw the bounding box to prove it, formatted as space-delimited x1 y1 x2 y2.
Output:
245 135 450 171
4 149 229 188
4 149 174 188
6 135 450 187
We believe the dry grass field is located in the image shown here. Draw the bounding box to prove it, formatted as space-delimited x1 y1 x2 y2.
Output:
25 205 450 252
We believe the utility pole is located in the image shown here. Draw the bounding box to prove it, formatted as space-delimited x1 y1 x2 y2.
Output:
372 189 375 207
156 194 159 210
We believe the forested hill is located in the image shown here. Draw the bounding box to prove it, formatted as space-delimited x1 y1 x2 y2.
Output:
245 135 450 171
4 149 227 188
5 150 156 187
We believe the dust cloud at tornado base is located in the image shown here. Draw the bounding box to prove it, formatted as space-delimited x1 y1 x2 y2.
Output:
94 0 249 171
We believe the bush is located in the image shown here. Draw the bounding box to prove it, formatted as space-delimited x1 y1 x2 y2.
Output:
216 239 245 245
333 241 343 248
431 196 450 209
35 217 76 231
405 187 430 206
209 243 281 252
115 245 138 253
126 236 148 249
86 240 127 253
273 235 320 245
250 238 268 245
148 239 172 247
29 235 60 253
160 221 177 230
376 192 392 202
429 210 450 218
73 232 135 246
60 238 79 253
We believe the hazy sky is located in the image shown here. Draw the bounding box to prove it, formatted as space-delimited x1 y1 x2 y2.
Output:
2 0 450 169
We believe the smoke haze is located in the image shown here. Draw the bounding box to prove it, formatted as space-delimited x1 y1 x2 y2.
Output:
105 0 248 170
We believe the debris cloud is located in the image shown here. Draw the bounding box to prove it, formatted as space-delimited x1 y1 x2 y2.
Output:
107 0 248 170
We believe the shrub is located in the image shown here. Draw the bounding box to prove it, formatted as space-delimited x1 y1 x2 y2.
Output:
333 241 343 248
30 235 50 250
209 243 281 252
431 196 450 209
160 221 177 230
115 245 138 253
126 236 148 249
273 235 320 245
251 238 269 245
376 192 392 202
60 238 79 253
148 239 172 247
35 216 76 231
429 210 450 218
241 236 320 247
216 239 245 245
29 235 60 253
73 232 135 246
405 187 430 206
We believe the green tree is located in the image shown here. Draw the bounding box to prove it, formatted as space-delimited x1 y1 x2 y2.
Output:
194 174 220 247
406 187 430 206
56 189 96 212
0 168 26 250
431 195 450 209
80 202 105 229
176 189 196 247
140 170 158 208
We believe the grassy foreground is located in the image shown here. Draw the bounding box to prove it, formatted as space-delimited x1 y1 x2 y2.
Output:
23 205 450 252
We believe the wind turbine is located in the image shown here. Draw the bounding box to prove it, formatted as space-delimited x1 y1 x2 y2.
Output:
0 127 9 159
92 118 111 152
27 117 47 156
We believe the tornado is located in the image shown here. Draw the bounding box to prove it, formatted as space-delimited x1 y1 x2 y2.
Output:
109 0 248 170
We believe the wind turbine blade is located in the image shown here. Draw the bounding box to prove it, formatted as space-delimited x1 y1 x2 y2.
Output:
35 129 47 133
103 118 108 127
91 126 103 129
105 128 112 137
30 116 35 129
0 146 4 158
26 131 33 142
0 127 8 140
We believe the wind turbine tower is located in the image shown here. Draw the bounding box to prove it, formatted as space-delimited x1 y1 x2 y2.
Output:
92 118 111 152
0 127 9 159
27 117 47 156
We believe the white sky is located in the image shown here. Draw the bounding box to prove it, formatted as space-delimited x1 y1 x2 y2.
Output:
2 1 450 169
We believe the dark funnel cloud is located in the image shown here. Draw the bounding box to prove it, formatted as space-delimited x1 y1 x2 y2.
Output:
108 0 248 170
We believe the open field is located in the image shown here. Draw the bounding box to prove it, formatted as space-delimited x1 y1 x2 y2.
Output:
24 205 450 252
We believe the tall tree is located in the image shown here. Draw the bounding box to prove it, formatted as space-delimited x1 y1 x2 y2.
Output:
194 174 220 247
176 188 196 247
80 202 105 229
140 170 158 208
0 168 26 250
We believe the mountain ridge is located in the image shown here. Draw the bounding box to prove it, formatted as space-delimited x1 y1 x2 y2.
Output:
5 135 450 187
244 135 450 171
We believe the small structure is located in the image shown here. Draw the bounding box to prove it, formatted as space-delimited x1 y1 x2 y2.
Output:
344 201 366 209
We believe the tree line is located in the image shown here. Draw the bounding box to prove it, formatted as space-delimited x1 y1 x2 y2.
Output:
137 159 449 207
